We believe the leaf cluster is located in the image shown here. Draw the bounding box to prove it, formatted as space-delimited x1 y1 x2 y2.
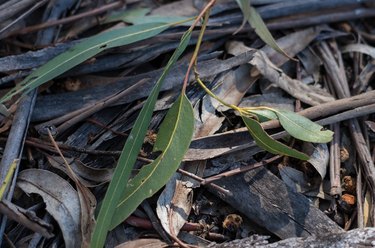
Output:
1 1 334 246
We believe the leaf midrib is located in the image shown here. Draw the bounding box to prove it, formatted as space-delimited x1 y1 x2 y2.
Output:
116 95 185 208
2 23 169 102
275 110 331 141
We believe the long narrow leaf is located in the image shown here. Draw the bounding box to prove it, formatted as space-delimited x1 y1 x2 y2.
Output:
273 109 334 143
0 22 175 103
110 94 194 229
91 31 192 248
105 7 190 25
236 0 291 59
242 116 309 160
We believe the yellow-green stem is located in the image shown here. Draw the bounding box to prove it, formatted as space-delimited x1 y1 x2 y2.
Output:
182 0 216 93
170 16 196 28
194 74 240 112
192 10 210 69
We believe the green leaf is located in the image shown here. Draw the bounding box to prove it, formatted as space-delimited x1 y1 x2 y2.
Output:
242 115 309 160
0 22 172 104
104 7 150 24
131 15 192 25
110 94 194 229
245 108 333 143
272 109 334 143
104 7 191 25
236 0 250 28
91 31 192 248
236 0 292 59
246 108 278 121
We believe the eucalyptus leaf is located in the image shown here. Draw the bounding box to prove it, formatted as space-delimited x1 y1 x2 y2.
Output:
131 15 191 25
242 116 309 160
247 108 278 121
0 22 175 103
273 109 334 143
91 31 192 248
104 7 150 24
235 0 251 26
236 0 291 59
104 7 190 25
110 94 194 229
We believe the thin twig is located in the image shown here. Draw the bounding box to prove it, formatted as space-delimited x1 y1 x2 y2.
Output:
8 1 125 36
0 0 48 38
141 201 172 244
329 124 341 196
182 0 216 92
25 137 153 163
26 137 122 156
201 155 281 185
86 118 127 137
47 129 77 179
177 169 232 196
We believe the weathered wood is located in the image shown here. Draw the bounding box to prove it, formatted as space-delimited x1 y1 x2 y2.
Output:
209 228 375 248
208 167 342 239
32 51 254 121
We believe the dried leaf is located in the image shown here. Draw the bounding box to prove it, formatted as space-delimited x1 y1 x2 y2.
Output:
115 238 167 248
227 27 321 67
306 143 329 179
156 175 193 236
364 190 372 227
0 200 54 238
249 50 335 105
17 169 81 248
236 0 292 59
342 44 375 58
47 156 113 187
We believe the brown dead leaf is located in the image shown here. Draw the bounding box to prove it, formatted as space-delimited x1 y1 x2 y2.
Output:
249 49 334 106
226 28 334 106
46 153 96 248
47 156 113 187
17 169 81 248
0 199 54 238
115 238 168 248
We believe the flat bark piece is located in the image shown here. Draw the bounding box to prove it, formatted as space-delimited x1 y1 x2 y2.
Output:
115 238 167 248
209 228 375 248
32 51 254 121
0 41 77 72
208 167 342 239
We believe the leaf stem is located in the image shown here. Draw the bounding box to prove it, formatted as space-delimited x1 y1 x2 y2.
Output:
181 0 216 93
194 74 238 110
169 16 196 27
